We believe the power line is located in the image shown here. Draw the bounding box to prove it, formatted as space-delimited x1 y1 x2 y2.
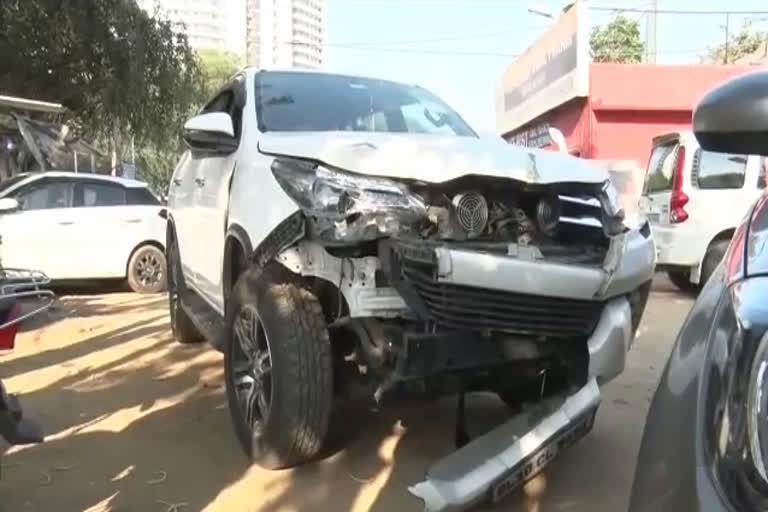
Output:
316 26 549 47
593 7 768 15
287 41 714 58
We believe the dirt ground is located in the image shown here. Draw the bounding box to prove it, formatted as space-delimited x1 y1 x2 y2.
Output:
0 277 695 512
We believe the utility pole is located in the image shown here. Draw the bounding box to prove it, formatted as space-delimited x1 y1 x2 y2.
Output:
646 0 658 63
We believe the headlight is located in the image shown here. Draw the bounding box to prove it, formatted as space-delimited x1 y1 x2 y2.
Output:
271 158 426 242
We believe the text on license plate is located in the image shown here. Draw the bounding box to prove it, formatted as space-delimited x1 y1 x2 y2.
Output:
490 408 597 503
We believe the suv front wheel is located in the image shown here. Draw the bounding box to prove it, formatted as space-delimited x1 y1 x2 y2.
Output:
224 264 333 469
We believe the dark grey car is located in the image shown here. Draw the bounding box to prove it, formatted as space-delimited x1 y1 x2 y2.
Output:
630 72 768 511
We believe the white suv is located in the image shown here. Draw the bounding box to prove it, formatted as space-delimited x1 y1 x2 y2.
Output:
167 70 655 486
643 131 765 291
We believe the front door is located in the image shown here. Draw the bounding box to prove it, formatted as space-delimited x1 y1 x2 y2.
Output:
190 76 245 312
1 178 77 279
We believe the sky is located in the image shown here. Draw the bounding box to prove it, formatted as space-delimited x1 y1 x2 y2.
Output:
324 0 768 136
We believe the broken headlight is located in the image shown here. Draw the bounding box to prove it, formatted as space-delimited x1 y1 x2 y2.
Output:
271 157 426 243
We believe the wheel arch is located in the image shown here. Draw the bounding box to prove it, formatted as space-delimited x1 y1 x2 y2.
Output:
221 212 305 310
223 223 253 309
693 228 736 283
125 239 166 277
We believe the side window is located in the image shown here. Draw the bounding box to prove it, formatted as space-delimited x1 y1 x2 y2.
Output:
74 182 126 207
759 158 767 189
695 151 747 189
126 187 160 205
202 87 242 142
15 181 73 210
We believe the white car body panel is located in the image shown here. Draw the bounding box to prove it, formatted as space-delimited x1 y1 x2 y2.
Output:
0 172 165 280
257 131 609 185
644 130 763 283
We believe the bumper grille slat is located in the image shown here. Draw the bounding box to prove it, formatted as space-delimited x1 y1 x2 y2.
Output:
395 248 603 338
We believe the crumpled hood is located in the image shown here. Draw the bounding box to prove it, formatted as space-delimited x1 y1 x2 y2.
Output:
258 132 609 185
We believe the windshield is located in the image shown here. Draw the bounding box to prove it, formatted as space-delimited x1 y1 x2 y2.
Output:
255 71 477 137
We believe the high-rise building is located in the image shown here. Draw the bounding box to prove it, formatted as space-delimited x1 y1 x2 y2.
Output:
246 0 326 70
139 0 246 56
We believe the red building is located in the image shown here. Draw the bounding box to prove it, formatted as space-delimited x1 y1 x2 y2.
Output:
501 63 755 169
495 1 755 170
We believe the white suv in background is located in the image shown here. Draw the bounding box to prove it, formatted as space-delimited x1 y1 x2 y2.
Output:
643 130 765 292
0 172 167 293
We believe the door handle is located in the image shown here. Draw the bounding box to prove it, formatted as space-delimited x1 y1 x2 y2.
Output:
58 221 74 226
173 178 182 186
194 177 206 187
126 218 141 223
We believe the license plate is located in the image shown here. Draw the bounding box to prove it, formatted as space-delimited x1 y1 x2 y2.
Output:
490 408 597 503
647 213 660 223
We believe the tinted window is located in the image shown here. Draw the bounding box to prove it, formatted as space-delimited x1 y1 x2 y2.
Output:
15 181 72 210
255 71 476 137
645 142 679 194
74 182 126 207
759 158 766 189
696 151 747 189
126 187 160 205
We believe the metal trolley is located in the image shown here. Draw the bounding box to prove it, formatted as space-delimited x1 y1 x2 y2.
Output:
0 267 55 449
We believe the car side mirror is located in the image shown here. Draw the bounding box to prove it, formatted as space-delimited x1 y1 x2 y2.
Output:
0 198 20 213
182 112 238 154
693 71 768 155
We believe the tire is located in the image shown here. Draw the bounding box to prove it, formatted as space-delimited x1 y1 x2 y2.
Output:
700 240 730 288
167 235 203 344
667 269 698 294
127 244 167 294
224 264 333 469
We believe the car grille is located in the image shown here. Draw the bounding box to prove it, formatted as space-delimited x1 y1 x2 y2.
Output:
391 246 604 338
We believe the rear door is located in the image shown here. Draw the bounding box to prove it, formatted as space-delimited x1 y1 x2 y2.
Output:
71 181 165 278
643 136 680 226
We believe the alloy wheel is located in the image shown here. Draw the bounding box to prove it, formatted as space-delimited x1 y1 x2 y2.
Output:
231 304 273 434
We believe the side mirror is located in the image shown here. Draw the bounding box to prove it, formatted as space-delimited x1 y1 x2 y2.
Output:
182 112 238 154
693 71 768 155
0 198 20 213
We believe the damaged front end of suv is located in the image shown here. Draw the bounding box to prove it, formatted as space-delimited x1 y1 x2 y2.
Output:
264 144 654 509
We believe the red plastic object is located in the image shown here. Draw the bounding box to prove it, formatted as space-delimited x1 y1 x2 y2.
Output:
670 146 689 224
0 302 23 350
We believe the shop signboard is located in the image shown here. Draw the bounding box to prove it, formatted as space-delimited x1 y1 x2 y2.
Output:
496 1 590 136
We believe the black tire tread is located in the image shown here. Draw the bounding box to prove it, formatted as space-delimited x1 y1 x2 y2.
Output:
666 269 697 294
226 265 333 469
167 236 203 344
701 239 729 288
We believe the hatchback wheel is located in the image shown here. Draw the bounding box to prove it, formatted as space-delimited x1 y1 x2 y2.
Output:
127 245 167 294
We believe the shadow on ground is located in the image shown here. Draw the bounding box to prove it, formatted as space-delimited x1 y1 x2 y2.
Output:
0 274 693 511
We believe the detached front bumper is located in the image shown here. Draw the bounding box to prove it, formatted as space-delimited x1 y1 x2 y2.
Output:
409 379 601 511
